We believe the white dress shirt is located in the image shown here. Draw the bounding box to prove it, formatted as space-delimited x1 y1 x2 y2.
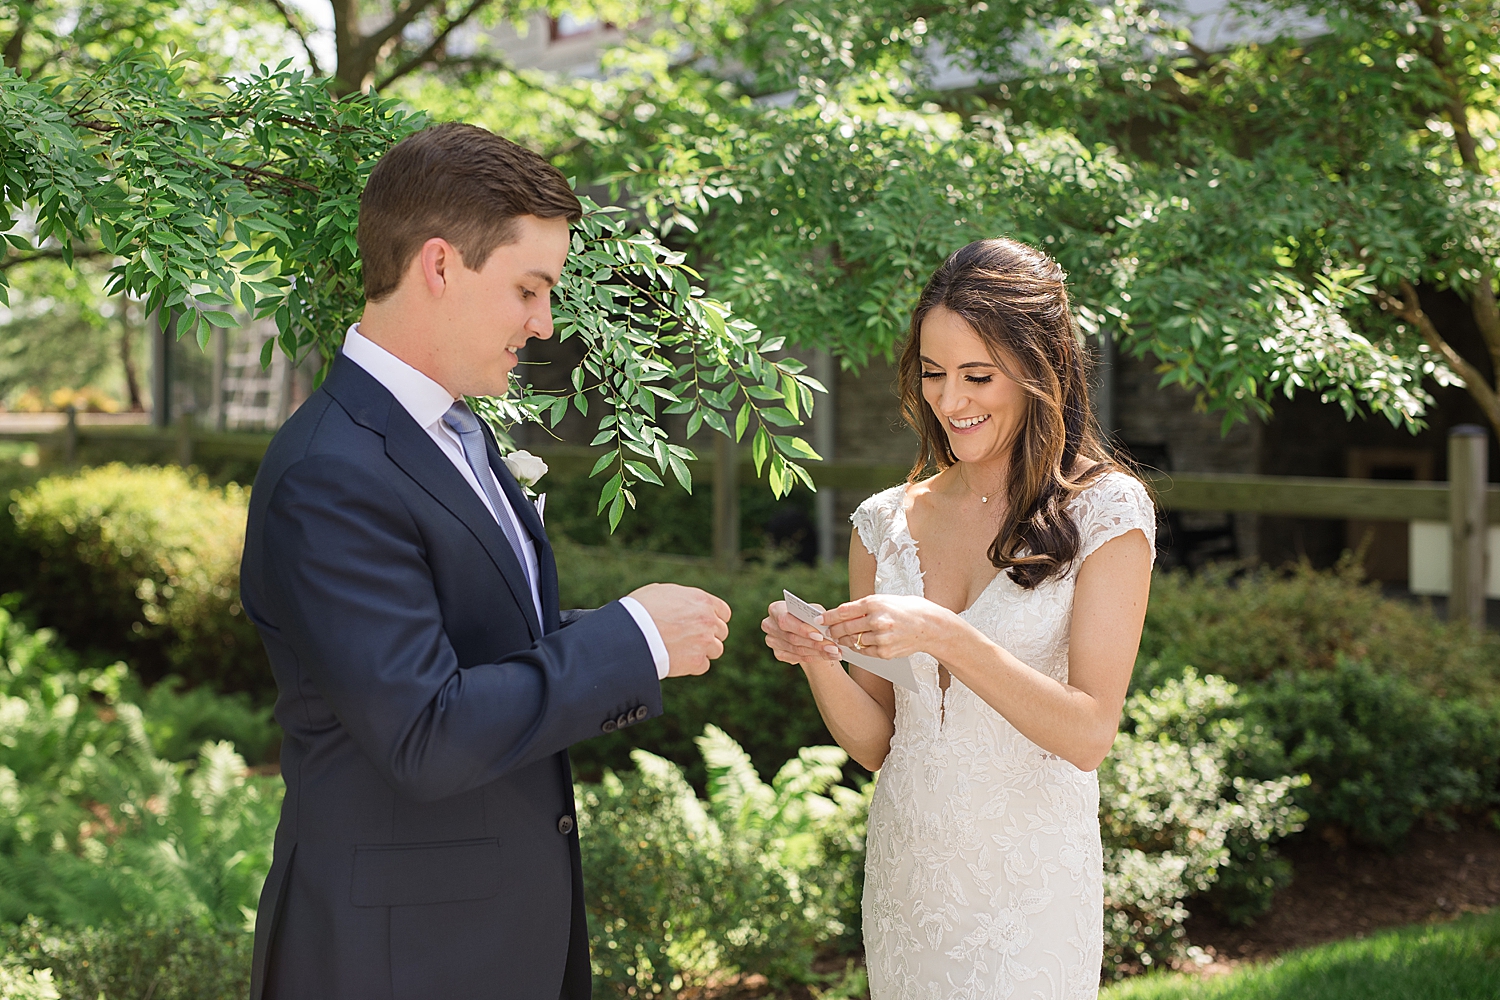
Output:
342 327 670 678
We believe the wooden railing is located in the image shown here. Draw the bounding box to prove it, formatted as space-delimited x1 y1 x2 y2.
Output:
5 419 1494 621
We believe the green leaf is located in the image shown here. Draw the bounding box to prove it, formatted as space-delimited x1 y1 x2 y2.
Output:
773 435 821 461
667 452 693 493
702 408 730 436
751 426 770 473
768 458 787 497
596 472 623 514
590 449 619 477
624 461 664 486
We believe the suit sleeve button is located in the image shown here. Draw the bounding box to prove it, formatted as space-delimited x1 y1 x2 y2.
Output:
615 714 630 729
602 720 617 733
631 706 648 723
557 815 574 835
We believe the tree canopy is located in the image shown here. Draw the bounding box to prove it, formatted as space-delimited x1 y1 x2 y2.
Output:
439 0 1496 435
3 0 1498 487
0 21 823 522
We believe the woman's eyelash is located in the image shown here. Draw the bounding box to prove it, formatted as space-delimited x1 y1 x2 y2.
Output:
921 371 994 384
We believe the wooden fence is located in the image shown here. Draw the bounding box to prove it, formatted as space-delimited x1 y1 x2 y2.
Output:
5 417 1496 622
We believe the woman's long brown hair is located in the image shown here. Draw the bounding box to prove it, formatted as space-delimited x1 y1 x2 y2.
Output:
897 238 1120 589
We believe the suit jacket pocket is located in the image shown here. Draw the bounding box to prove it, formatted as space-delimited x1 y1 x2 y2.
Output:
350 838 503 908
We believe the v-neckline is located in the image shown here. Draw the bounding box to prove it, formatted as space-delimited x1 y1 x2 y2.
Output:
895 486 1003 618
893 486 1003 724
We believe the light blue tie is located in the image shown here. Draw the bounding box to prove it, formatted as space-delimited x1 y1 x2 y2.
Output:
442 401 535 596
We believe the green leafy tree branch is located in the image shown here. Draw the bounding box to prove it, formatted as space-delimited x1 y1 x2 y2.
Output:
1 48 822 519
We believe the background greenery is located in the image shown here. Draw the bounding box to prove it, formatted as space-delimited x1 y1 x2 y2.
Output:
0 464 1496 995
1099 908 1500 1000
6 0 1498 455
0 572 1307 993
3 0 1498 994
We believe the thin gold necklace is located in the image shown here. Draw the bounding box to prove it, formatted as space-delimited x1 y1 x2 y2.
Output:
958 464 1004 504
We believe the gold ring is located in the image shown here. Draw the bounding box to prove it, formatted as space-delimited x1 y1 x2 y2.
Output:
853 633 864 651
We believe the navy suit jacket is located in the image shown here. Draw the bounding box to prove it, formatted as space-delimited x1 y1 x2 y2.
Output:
241 354 661 1000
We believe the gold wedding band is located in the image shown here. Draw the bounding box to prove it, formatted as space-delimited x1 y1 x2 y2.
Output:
853 633 865 651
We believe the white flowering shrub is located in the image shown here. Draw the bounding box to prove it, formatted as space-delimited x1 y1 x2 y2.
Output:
0 961 59 1000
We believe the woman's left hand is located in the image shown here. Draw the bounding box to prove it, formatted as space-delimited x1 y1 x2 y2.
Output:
819 595 957 660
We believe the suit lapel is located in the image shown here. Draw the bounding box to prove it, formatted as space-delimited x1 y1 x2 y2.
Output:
387 417 543 641
483 431 561 634
325 356 542 642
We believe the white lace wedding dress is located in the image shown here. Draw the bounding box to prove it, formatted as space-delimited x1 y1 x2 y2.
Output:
853 471 1156 1000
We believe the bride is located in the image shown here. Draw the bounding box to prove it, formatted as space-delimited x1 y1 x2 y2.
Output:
762 238 1155 999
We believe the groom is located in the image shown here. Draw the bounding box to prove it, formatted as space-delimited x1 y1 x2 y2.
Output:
240 123 732 1000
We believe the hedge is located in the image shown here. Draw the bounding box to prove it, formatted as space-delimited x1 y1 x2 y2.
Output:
0 600 1306 990
0 464 267 697
1138 558 1500 703
6 465 1499 848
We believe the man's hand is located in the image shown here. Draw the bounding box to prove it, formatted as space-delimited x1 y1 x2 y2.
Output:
627 583 731 677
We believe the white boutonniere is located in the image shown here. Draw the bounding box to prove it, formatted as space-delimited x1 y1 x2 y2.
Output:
501 449 549 497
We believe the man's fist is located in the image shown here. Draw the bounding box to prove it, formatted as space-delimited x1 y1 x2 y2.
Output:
627 583 731 677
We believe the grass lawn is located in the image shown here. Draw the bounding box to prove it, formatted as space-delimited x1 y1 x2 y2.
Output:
1101 909 1500 1000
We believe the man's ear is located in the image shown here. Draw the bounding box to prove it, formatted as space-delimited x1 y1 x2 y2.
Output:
417 238 457 298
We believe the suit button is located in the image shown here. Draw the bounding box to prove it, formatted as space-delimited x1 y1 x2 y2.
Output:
557 815 575 835
631 706 647 723
602 720 617 733
615 714 630 729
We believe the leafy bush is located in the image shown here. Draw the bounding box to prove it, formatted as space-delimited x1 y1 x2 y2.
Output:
2 464 268 696
1100 670 1306 975
0 607 281 930
137 678 279 766
1246 657 1500 849
0 600 279 765
0 916 250 1000
1138 562 1500 854
577 725 870 996
556 541 848 784
0 604 1322 992
1139 559 1500 702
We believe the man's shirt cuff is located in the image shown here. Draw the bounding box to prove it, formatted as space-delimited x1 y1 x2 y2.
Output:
618 596 670 679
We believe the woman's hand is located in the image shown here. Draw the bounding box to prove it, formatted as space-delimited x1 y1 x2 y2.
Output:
820 595 958 660
762 601 843 667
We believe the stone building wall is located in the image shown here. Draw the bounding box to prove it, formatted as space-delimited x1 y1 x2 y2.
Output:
823 357 919 559
1109 351 1263 564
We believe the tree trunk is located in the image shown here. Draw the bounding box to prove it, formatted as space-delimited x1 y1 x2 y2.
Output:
1382 281 1500 440
119 296 144 412
2 10 27 70
1410 12 1500 440
324 0 502 97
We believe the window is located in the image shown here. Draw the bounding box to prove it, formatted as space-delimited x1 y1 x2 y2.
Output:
549 13 603 41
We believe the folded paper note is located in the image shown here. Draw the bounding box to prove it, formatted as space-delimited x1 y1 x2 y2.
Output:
782 589 920 692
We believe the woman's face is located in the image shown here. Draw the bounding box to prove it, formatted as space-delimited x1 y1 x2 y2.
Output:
919 305 1029 467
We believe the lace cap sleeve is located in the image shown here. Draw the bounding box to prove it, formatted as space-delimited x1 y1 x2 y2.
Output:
1077 471 1157 566
850 486 902 559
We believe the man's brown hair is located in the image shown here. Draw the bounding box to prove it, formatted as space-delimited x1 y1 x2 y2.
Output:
357 123 583 301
